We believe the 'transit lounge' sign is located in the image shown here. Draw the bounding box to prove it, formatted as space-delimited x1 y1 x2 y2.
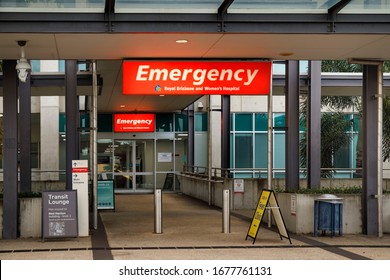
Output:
122 61 272 95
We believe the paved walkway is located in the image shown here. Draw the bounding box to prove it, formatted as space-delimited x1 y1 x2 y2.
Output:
1 193 390 260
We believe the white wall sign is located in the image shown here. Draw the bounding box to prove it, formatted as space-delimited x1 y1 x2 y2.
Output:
291 194 297 216
158 152 172 162
234 179 244 193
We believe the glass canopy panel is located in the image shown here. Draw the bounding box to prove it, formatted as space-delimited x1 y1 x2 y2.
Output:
0 0 105 12
229 0 342 13
115 0 222 13
339 0 390 14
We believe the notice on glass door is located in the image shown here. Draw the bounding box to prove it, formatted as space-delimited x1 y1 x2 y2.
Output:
158 152 172 162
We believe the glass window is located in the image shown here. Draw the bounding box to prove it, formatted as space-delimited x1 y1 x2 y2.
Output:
353 114 360 132
255 113 268 131
274 113 285 129
98 114 113 132
156 113 173 132
340 0 390 14
115 0 221 13
195 112 207 131
230 0 342 13
334 143 351 168
0 0 105 12
255 134 267 168
31 60 40 72
58 60 65 72
274 133 286 169
59 113 66 133
235 134 253 168
235 113 252 131
175 113 188 132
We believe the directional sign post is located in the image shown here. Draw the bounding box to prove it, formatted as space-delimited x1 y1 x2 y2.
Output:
72 160 89 237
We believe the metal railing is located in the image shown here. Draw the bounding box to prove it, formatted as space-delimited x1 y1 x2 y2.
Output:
182 165 370 180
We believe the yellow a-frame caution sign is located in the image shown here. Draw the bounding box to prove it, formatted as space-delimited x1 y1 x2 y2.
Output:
246 189 291 244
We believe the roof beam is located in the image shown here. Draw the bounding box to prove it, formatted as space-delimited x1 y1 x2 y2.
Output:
218 0 235 20
328 0 352 32
1 12 390 34
104 0 116 32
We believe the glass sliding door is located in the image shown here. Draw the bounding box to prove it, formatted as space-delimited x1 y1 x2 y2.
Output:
110 139 154 193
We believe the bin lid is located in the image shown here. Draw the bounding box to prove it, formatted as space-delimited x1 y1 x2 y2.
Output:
315 194 343 202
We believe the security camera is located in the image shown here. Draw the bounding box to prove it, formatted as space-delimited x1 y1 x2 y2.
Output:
16 57 31 83
15 40 31 83
198 101 204 110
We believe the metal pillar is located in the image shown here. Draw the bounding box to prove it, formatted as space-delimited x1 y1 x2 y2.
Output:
154 189 163 234
221 95 231 177
65 60 79 190
362 64 383 236
285 61 300 192
222 189 230 233
308 61 322 189
19 73 32 193
91 60 98 229
187 104 195 172
3 60 19 239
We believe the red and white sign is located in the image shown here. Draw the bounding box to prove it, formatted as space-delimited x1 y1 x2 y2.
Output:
122 61 272 95
114 114 155 132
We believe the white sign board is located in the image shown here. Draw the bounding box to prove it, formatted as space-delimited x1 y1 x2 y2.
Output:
158 152 172 162
72 160 89 237
291 194 297 216
234 179 244 193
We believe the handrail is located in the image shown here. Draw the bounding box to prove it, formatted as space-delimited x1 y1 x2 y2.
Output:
183 165 369 179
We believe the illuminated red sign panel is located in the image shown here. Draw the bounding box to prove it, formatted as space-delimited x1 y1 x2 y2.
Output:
114 114 155 132
122 61 272 95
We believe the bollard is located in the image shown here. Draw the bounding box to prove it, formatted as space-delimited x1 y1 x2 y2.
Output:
154 189 162 234
222 189 230 233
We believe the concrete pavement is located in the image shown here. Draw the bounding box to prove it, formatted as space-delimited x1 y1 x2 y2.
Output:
1 193 390 260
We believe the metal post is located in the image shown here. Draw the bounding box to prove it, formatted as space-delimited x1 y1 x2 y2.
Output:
208 95 213 206
65 60 78 190
187 104 195 172
377 63 384 237
222 189 230 233
221 95 231 175
308 61 322 189
91 60 98 229
362 63 383 236
267 71 273 227
286 61 300 192
19 71 32 193
3 60 19 239
154 189 163 234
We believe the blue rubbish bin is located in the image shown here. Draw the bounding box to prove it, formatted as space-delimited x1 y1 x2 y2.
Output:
314 194 343 237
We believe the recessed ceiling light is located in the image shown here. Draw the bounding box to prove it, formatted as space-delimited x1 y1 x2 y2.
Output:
176 39 188 44
120 105 125 108
159 94 165 97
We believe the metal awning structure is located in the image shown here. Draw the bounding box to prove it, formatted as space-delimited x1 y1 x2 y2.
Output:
1 0 390 112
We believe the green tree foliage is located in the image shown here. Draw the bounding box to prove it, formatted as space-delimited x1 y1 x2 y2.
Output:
301 60 390 182
300 97 352 178
321 60 390 161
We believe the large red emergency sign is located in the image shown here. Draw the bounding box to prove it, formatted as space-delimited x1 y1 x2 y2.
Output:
114 114 155 132
122 61 271 95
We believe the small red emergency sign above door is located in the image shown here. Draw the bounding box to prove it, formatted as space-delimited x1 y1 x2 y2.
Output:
122 61 272 95
114 114 155 132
